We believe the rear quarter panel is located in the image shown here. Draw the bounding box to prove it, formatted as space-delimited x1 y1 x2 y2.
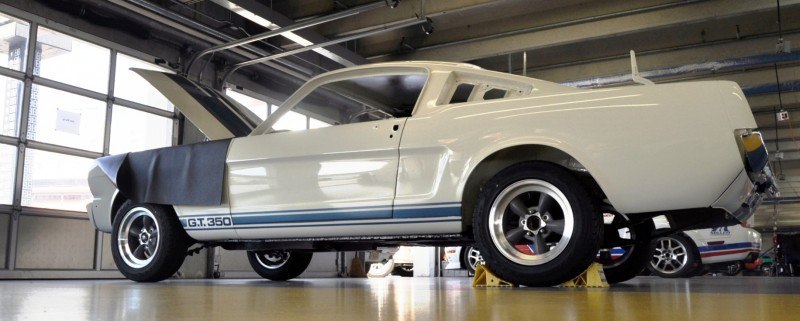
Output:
402 81 750 214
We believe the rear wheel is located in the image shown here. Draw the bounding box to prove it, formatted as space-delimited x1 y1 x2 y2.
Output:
647 234 700 278
247 250 313 281
111 201 193 282
473 162 602 287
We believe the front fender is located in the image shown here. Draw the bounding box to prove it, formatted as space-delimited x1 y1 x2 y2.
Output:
87 165 118 233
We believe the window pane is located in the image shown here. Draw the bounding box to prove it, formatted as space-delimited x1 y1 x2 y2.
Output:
0 143 16 205
0 13 29 72
109 105 172 154
450 83 474 104
225 89 268 120
22 149 94 212
35 26 109 93
27 85 106 152
293 71 428 124
483 88 507 100
0 75 24 137
115 54 174 111
273 110 307 131
309 117 331 129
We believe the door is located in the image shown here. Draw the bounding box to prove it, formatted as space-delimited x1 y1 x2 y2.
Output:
227 118 406 238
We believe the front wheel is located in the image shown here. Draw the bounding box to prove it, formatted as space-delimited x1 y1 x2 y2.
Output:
247 250 313 281
111 201 193 282
460 245 484 275
647 234 700 278
473 162 602 287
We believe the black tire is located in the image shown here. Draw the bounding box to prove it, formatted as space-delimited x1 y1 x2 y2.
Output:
460 245 482 275
392 265 414 277
111 201 193 282
473 162 602 287
597 218 655 284
247 250 313 281
647 234 700 278
723 261 743 276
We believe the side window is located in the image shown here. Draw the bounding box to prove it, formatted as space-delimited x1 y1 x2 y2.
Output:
291 73 428 126
441 72 533 106
483 88 508 100
449 83 475 104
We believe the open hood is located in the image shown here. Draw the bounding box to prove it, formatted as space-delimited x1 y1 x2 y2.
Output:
132 69 262 140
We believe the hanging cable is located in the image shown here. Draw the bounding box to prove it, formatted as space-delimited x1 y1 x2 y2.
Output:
197 51 215 83
772 0 784 243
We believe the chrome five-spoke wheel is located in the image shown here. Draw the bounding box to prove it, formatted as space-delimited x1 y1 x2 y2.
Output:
254 251 291 269
111 201 192 282
473 162 601 287
489 179 574 266
117 207 161 269
247 250 313 281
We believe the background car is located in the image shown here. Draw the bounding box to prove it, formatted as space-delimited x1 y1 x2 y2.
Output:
443 245 484 275
366 247 415 278
646 222 761 278
448 220 762 280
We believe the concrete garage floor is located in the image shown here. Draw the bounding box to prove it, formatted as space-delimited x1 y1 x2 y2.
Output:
0 277 798 320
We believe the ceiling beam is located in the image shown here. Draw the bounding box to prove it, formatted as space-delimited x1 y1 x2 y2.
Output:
209 0 369 67
322 0 506 38
384 0 800 62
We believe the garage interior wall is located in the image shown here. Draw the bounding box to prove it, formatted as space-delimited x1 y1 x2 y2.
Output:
0 7 179 278
3 0 800 279
0 4 338 278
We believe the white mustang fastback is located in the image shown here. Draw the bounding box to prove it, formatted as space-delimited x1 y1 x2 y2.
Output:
87 61 776 286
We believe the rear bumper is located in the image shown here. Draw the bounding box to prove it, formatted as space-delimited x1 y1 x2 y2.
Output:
743 251 760 264
711 131 778 222
711 165 778 223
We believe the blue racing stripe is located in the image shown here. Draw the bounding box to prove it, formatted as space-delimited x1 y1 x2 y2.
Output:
185 217 461 231
181 203 463 228
697 242 760 253
233 209 392 225
233 217 461 230
393 206 461 219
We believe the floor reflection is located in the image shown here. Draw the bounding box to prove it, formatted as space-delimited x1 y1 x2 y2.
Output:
0 276 798 320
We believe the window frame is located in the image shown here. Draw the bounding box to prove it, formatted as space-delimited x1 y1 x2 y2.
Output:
0 9 179 216
251 66 431 136
437 71 534 106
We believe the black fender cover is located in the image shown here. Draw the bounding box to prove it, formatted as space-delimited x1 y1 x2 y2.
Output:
96 139 231 206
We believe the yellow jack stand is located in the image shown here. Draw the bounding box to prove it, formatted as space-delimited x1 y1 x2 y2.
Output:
559 263 609 288
471 265 516 287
